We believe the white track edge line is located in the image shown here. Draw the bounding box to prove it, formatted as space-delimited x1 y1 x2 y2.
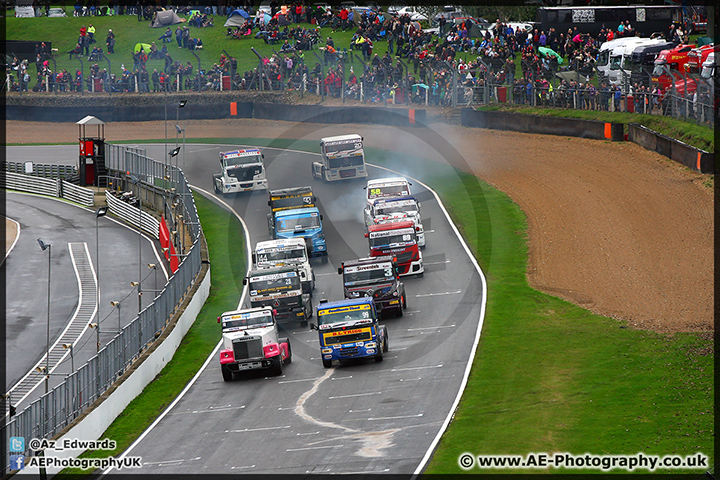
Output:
102 184 250 474
366 164 488 477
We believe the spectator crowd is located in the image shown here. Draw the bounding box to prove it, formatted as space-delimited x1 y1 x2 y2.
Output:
5 1 713 123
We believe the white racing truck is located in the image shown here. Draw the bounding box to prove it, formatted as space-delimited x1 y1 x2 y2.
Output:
312 134 368 181
253 238 316 296
213 148 268 195
365 196 425 248
363 176 412 219
218 307 292 381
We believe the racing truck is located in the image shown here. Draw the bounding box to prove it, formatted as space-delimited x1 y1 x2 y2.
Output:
338 255 407 318
311 296 388 368
218 307 292 381
366 220 424 276
243 265 313 327
253 238 315 295
212 148 268 195
363 176 412 219
312 134 367 181
365 195 425 248
267 186 328 260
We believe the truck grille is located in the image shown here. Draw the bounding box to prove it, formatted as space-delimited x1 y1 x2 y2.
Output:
338 346 359 357
396 251 414 264
325 331 372 345
339 169 356 178
229 166 262 181
233 338 263 360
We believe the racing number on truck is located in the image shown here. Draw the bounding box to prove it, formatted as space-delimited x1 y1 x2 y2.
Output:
303 196 312 204
370 188 382 196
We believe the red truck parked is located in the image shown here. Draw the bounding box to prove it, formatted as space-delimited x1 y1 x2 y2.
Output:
651 43 696 91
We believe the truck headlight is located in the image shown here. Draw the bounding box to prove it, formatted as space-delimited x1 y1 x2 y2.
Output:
321 348 332 354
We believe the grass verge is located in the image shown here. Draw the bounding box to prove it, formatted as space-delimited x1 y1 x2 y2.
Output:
60 192 246 475
59 138 712 476
476 104 715 152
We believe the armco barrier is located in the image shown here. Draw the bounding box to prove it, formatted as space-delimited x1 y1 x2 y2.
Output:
628 123 714 174
461 108 624 141
5 102 255 122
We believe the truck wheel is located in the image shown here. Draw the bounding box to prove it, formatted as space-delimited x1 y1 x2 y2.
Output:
322 358 332 368
213 181 220 194
383 330 389 352
374 349 384 362
402 293 407 309
396 301 404 317
221 365 233 382
270 356 283 376
281 339 292 365
300 318 309 327
311 163 317 179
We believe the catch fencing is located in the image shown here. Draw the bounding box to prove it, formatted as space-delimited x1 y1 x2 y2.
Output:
1 145 203 477
447 60 715 128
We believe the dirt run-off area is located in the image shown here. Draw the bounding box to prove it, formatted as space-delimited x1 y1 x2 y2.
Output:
5 117 713 334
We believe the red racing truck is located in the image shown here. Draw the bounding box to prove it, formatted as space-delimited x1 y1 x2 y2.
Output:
365 220 423 276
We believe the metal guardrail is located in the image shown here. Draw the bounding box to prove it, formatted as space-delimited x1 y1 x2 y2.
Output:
1 161 76 179
1 145 203 477
1 171 95 207
106 192 161 240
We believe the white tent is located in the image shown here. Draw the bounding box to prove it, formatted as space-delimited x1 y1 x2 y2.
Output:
150 10 184 28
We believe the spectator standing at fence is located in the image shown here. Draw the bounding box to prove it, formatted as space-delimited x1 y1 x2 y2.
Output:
175 26 183 47
151 68 160 91
613 85 621 111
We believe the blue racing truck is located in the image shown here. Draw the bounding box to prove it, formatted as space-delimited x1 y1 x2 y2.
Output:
311 297 388 368
267 186 328 261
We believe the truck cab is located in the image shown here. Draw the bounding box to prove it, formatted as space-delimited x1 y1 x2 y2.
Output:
627 40 678 86
311 296 388 368
313 134 367 181
267 186 328 260
243 265 313 326
253 238 315 295
652 43 697 89
607 37 659 86
212 148 268 195
364 176 412 217
338 256 407 317
366 220 423 276
365 196 425 247
218 307 291 381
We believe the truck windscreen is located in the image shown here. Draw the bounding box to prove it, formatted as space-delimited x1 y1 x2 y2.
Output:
344 264 394 284
271 195 313 210
318 307 372 326
249 276 301 294
276 215 321 233
225 154 262 167
257 248 306 263
222 315 273 331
